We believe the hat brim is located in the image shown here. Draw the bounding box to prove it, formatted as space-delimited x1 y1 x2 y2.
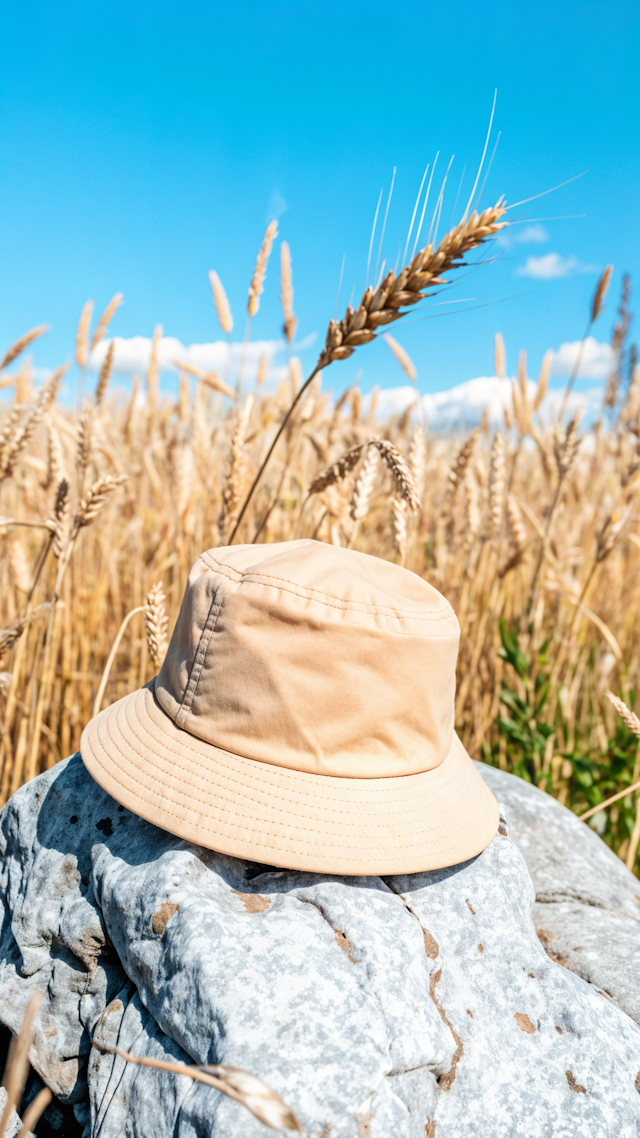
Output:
80 682 499 875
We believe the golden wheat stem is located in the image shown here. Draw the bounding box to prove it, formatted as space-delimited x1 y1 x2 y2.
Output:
209 271 234 335
91 293 123 351
92 1042 301 1132
280 242 297 345
0 326 50 372
227 365 321 543
93 607 145 717
0 992 42 1136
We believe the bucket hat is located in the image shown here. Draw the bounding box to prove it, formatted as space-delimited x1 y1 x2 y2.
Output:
81 540 498 875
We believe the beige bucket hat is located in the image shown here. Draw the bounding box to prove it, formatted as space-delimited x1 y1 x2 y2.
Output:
81 540 498 875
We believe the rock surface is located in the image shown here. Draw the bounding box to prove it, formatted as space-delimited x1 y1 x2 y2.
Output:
0 754 638 1136
478 763 640 1024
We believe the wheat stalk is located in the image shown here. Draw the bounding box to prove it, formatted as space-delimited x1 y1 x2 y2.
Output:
308 444 365 496
392 494 408 561
144 582 169 669
463 469 481 550
91 293 123 351
170 359 234 398
534 351 551 411
280 242 297 344
95 340 115 406
317 203 507 371
507 494 528 554
350 445 378 522
0 325 50 372
383 334 417 380
228 203 506 542
46 422 66 489
209 271 234 335
489 431 506 538
77 475 128 527
554 410 582 480
494 332 506 379
447 430 479 504
591 265 614 324
92 1040 301 1132
8 540 31 595
0 992 51 1138
75 301 94 368
409 425 427 497
147 324 163 411
248 221 278 318
222 394 254 535
47 478 71 559
0 366 67 481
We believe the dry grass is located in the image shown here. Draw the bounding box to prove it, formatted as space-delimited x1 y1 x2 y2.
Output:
1 207 639 874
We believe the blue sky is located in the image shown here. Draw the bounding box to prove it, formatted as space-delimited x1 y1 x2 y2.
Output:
0 1 638 399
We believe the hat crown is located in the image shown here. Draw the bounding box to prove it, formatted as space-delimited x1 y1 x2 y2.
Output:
156 540 460 778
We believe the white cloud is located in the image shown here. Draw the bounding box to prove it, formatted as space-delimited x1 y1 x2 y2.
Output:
88 336 283 382
516 224 549 245
369 374 603 430
268 189 288 221
548 336 613 380
516 252 595 279
498 224 549 249
372 377 519 429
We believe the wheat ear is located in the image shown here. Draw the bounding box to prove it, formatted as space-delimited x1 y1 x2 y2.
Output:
147 324 162 410
489 431 506 538
91 293 123 351
77 475 128 527
554 410 582 480
75 301 94 368
350 445 379 522
47 477 71 558
392 495 409 561
447 429 479 503
0 992 46 1138
280 242 297 344
494 332 506 379
222 395 254 536
0 366 67 481
46 422 66 489
383 334 417 380
144 582 169 669
228 202 507 543
248 221 278 318
95 341 115 406
0 325 50 372
8 539 31 595
409 426 427 496
209 271 234 335
534 351 552 411
317 203 507 370
591 265 613 323
92 1040 301 1132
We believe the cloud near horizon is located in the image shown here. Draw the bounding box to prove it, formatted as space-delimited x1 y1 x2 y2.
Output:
497 223 549 250
516 252 596 280
88 335 284 382
548 336 613 379
371 376 603 429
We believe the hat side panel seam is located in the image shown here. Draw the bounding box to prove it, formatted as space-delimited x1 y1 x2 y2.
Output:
175 575 236 727
200 552 454 623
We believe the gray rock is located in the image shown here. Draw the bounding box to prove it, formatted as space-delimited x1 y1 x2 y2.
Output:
0 1088 26 1138
478 763 640 1024
0 754 639 1137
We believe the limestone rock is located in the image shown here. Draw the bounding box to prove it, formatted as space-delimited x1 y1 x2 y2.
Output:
0 754 639 1137
478 763 640 1025
0 1088 26 1138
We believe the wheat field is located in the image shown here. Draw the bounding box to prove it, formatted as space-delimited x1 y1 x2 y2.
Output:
1 207 639 875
